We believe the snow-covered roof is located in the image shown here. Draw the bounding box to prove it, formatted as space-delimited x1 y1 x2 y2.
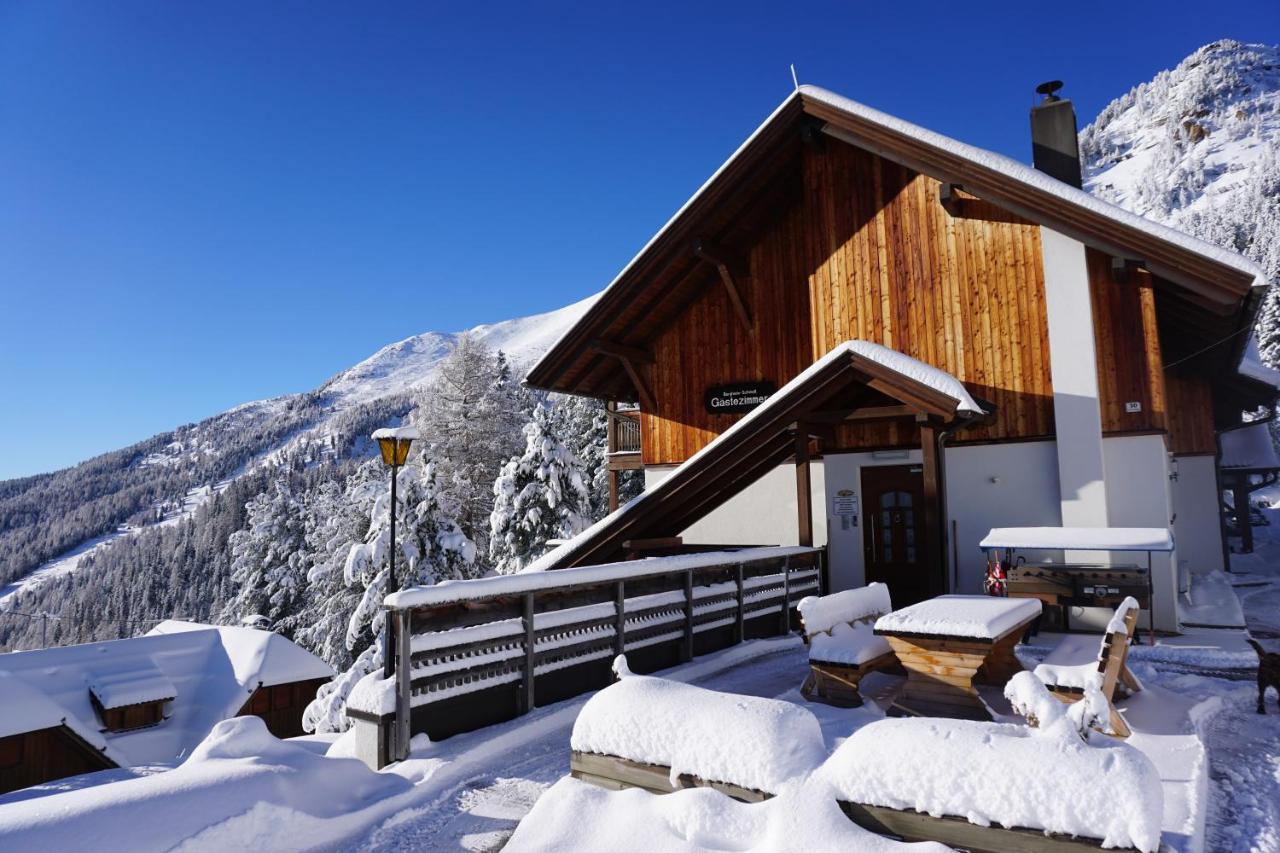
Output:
529 84 1267 395
521 340 981 573
978 526 1175 552
89 663 176 711
1219 421 1280 470
799 85 1266 291
0 622 332 766
1238 338 1280 390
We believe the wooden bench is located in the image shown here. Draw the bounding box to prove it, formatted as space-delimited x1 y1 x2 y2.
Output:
1033 598 1142 737
797 584 899 707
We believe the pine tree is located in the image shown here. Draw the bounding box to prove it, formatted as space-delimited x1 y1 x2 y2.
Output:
219 479 309 635
489 404 591 573
303 452 475 732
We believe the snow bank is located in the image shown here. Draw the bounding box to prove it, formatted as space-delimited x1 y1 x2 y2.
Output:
571 662 825 793
873 595 1041 639
818 715 1163 852
506 775 947 853
979 526 1174 551
0 717 413 852
797 583 891 634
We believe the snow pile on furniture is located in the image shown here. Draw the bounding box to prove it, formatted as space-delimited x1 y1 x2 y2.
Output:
797 584 890 634
1031 597 1141 691
799 584 893 665
818 706 1164 851
1219 421 1280 470
346 672 397 716
506 775 948 853
0 717 411 851
873 595 1041 639
570 658 826 793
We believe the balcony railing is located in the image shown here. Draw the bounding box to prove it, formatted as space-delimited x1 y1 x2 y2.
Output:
607 404 640 456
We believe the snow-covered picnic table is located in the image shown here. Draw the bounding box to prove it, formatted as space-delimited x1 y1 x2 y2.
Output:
874 595 1041 720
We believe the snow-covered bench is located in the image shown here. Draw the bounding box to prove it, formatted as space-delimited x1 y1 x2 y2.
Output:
1033 597 1143 737
569 658 826 801
796 583 898 707
820 680 1164 853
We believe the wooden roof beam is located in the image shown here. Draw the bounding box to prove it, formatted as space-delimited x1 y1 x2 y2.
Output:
591 339 654 364
693 237 754 335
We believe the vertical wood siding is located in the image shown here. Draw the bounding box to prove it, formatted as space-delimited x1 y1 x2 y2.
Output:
1164 370 1217 455
640 141 1171 465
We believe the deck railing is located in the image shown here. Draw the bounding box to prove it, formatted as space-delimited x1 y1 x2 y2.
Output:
607 406 641 456
378 546 824 757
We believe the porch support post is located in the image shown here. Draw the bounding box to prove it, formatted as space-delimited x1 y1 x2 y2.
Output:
795 430 813 547
1233 480 1254 554
919 419 945 598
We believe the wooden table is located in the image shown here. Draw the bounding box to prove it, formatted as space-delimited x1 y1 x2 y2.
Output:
874 595 1042 721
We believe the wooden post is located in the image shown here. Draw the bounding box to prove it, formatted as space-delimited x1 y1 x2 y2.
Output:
780 556 791 635
734 563 745 644
608 469 620 513
795 431 813 547
521 593 536 714
614 580 626 659
918 421 944 598
394 609 412 761
606 402 620 513
682 571 694 662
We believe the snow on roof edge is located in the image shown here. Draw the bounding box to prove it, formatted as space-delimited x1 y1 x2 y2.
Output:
978 526 1174 552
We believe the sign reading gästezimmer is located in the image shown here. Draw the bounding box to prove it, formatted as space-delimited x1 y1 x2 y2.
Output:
704 381 777 415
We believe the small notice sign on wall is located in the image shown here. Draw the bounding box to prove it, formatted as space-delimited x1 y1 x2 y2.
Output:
704 381 777 414
832 489 858 529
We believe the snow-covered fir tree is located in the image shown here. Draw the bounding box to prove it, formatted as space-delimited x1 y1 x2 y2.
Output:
219 478 309 635
489 404 591 573
303 452 476 732
413 335 530 562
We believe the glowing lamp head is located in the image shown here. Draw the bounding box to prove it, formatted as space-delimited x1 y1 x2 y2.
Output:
372 426 420 467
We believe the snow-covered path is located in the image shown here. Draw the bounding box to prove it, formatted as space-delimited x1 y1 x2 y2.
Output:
347 638 806 853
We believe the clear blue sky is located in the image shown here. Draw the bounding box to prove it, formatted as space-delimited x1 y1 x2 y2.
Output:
2 1 1277 480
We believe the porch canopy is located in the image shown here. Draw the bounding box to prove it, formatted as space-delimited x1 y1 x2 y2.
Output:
526 340 989 574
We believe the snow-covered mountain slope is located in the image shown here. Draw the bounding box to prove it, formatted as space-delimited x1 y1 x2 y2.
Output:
1081 39 1280 284
320 294 596 408
0 294 596 602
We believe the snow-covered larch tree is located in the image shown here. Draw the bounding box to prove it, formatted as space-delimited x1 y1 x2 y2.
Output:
489 403 591 573
303 452 476 733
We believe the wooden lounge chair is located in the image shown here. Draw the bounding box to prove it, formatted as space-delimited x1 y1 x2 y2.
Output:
797 584 899 707
1032 598 1143 737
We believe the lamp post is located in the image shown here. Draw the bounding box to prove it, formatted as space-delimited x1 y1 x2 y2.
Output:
373 425 419 680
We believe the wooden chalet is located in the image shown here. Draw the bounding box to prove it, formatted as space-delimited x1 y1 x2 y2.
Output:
0 621 332 795
525 84 1276 632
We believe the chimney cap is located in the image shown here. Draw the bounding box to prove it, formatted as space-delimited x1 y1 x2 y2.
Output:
1035 80 1065 101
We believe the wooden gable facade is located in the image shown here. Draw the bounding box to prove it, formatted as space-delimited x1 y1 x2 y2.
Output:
528 88 1261 471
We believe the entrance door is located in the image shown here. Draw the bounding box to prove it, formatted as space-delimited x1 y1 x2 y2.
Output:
861 464 929 605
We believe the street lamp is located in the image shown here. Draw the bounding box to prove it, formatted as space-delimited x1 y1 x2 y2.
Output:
372 425 419 680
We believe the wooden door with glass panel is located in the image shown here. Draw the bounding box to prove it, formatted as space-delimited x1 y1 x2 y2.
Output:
861 464 928 606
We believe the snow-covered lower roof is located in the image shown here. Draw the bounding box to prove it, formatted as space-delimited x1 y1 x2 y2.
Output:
1238 338 1280 390
978 526 1175 552
520 340 982 573
0 621 332 766
1219 421 1280 471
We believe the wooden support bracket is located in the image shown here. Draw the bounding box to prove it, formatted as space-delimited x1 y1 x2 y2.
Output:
693 237 754 335
591 339 656 412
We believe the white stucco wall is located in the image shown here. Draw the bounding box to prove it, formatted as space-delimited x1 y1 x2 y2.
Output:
1041 227 1110 532
645 463 828 550
1100 434 1178 632
1169 454 1225 580
943 441 1063 594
